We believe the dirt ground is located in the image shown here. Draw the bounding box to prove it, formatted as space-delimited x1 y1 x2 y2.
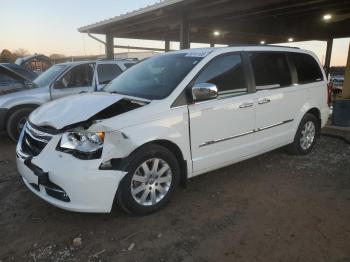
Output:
0 133 350 262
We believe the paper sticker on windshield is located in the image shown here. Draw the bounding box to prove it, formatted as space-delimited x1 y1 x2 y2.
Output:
185 51 211 58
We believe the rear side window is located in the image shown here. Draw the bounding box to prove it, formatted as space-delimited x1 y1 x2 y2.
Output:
290 53 323 84
194 53 247 95
249 52 291 90
97 64 123 85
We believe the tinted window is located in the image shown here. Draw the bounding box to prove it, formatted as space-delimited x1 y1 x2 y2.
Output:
97 64 122 85
290 53 323 83
60 64 94 88
104 53 203 100
194 54 247 95
250 52 291 89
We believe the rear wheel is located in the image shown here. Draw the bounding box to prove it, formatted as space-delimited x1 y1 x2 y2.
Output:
117 144 180 215
288 113 319 155
6 108 33 141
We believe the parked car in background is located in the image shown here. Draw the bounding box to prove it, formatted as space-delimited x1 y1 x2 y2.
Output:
15 54 52 75
330 74 344 94
16 46 329 215
0 59 137 141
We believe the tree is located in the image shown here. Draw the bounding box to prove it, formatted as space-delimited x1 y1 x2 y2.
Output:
0 49 16 63
13 48 30 58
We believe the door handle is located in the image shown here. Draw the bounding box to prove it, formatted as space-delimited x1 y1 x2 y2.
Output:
239 102 254 108
258 98 271 105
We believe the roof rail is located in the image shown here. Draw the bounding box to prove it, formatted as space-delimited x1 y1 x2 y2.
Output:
228 44 300 49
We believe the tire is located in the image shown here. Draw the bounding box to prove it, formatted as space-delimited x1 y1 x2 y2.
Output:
6 108 33 142
117 144 180 215
288 113 319 155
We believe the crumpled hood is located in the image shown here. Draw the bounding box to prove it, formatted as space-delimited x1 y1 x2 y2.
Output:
29 92 125 130
0 64 36 96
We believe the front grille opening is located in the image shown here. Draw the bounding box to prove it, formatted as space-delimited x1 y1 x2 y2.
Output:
20 123 53 157
44 180 70 202
45 187 70 202
22 133 48 156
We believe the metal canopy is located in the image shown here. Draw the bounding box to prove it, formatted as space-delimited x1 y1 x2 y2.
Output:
79 0 350 45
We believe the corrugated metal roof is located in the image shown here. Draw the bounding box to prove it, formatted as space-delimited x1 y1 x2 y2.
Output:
78 0 185 33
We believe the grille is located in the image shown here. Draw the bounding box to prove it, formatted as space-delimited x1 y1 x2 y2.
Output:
21 123 53 157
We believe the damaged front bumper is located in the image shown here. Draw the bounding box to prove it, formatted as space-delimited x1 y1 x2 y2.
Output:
16 126 127 213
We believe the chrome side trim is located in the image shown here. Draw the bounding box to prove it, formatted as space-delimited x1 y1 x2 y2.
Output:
199 130 254 147
199 119 293 148
256 119 293 132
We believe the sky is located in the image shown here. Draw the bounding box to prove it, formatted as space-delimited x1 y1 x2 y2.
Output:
0 0 349 66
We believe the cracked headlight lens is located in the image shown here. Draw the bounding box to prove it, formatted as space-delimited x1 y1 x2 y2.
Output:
60 131 105 153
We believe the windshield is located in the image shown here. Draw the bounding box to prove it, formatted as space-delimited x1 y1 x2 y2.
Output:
103 53 203 100
34 64 67 87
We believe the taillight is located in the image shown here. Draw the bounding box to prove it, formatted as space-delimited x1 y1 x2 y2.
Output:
327 82 333 106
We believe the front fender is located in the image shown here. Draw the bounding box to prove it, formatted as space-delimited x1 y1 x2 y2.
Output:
0 91 50 109
292 100 322 136
92 107 192 175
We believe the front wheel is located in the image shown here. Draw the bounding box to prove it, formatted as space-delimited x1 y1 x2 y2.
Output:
117 144 180 215
6 108 33 141
288 113 319 155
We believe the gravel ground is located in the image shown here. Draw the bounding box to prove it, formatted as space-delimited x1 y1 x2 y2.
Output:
0 133 350 262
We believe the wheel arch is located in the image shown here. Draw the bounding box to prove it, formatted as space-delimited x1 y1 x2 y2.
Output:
305 107 321 136
5 104 40 129
111 139 188 212
110 139 188 188
150 139 188 187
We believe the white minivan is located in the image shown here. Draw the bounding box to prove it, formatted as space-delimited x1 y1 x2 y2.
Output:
16 46 329 215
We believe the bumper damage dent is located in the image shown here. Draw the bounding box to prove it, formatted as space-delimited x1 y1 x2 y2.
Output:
17 134 128 213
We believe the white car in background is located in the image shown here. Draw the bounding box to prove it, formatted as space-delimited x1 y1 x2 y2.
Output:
16 46 329 215
0 59 137 141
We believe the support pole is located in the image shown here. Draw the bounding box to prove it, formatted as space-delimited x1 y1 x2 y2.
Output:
180 16 190 49
342 43 350 99
105 34 114 59
324 37 333 79
165 40 170 52
210 42 215 47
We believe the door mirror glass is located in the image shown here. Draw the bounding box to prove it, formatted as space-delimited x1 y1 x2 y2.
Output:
24 81 36 88
192 83 218 102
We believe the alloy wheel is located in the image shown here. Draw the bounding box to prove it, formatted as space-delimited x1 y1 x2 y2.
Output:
131 158 172 206
300 120 316 150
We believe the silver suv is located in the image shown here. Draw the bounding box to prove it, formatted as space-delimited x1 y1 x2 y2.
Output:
0 59 137 140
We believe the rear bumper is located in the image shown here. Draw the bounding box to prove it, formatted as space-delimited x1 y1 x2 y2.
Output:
320 107 331 128
0 108 7 132
16 133 127 213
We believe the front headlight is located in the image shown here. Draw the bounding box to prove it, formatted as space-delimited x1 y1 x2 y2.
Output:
60 131 105 153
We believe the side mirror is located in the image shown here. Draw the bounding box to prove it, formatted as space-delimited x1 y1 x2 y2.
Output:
192 82 218 102
24 81 36 88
